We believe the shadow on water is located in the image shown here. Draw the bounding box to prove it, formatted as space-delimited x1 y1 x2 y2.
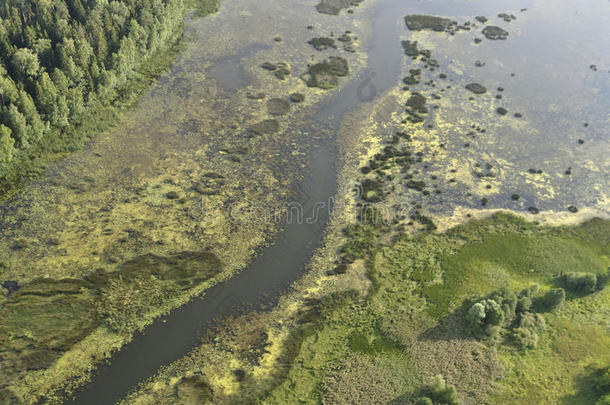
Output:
66 0 415 403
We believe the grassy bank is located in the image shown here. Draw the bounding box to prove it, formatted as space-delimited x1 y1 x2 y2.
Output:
259 213 609 403
116 213 610 404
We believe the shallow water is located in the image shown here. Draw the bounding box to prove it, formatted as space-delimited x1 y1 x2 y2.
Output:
1 0 609 401
387 0 610 216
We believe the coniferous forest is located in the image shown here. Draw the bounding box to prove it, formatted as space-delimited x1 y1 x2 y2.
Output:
0 0 216 193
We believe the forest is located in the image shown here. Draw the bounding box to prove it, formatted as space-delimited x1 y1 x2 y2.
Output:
0 0 216 189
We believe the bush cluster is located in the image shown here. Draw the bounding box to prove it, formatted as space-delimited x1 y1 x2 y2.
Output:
416 375 460 405
465 285 551 349
560 270 609 294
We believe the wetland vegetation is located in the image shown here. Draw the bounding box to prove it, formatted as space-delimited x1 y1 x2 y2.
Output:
1 0 609 403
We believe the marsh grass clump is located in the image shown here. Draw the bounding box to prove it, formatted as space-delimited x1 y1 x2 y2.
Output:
273 63 291 80
482 26 509 40
315 0 362 15
308 37 337 51
405 92 428 123
405 15 457 33
401 40 421 57
465 83 487 94
289 93 305 103
261 62 277 71
302 57 349 89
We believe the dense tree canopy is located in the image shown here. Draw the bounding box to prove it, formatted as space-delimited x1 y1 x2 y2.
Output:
0 0 190 163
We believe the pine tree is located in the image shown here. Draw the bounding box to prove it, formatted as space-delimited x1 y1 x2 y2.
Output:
0 124 15 163
12 47 40 79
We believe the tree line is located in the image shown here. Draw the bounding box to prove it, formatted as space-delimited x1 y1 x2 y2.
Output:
0 0 202 165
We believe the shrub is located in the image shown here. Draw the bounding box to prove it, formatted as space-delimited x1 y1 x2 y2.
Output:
466 299 505 337
483 299 504 327
541 288 565 311
426 375 460 405
595 268 610 291
516 296 532 313
512 326 539 349
511 313 545 349
563 272 598 294
519 312 546 330
415 397 433 405
520 284 539 299
516 285 537 313
491 287 517 325
466 302 486 324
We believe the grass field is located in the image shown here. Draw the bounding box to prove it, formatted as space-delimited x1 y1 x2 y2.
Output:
263 213 610 404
